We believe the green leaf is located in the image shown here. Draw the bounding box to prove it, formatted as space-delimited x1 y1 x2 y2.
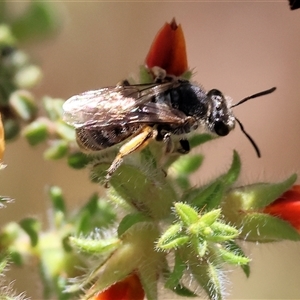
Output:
165 252 197 297
218 246 250 265
140 145 157 169
186 151 240 210
48 186 66 214
139 263 159 300
69 236 120 255
189 133 214 148
14 65 42 88
189 257 224 300
171 154 203 175
205 184 225 210
200 209 221 226
169 284 197 298
157 235 189 251
157 223 182 248
118 213 151 237
218 150 241 187
206 262 223 300
81 193 99 216
9 90 37 121
44 140 68 160
240 213 300 242
181 70 193 80
165 253 185 289
92 162 178 220
241 262 251 278
76 196 116 234
226 174 297 211
175 203 199 226
67 152 90 169
189 236 210 258
139 65 154 83
76 210 91 235
0 24 16 45
199 242 208 259
43 96 64 121
23 120 48 145
19 218 40 247
3 118 20 140
62 235 72 252
175 176 191 190
185 181 224 210
224 240 250 277
208 222 239 242
164 253 197 297
10 250 23 266
0 254 9 274
188 209 222 236
11 2 61 41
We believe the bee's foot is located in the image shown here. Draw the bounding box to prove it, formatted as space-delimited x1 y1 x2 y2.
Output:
103 174 111 188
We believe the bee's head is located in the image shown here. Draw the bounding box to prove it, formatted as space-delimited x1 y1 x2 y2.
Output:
206 89 235 136
205 86 276 158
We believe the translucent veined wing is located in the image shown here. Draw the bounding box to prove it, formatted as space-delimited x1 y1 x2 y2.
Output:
63 82 176 128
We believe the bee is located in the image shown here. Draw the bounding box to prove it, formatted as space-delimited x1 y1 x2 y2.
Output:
63 78 276 186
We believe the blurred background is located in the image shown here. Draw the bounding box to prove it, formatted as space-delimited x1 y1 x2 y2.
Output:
1 1 300 299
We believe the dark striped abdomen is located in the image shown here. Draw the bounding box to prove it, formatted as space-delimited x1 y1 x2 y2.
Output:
75 124 143 152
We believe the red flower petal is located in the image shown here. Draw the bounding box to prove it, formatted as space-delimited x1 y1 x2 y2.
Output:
145 18 188 76
263 185 300 231
91 273 144 300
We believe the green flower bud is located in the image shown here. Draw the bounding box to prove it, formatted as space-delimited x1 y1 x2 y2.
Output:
23 120 48 145
3 118 20 141
9 90 37 121
14 65 42 88
67 152 90 169
174 202 199 226
0 24 16 45
70 236 120 255
44 140 68 160
47 186 66 214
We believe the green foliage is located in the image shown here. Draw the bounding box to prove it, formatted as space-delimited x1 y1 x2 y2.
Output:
0 3 298 300
10 2 61 42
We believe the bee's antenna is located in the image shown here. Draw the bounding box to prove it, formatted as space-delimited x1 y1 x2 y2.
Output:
230 87 276 157
231 87 276 108
236 117 261 158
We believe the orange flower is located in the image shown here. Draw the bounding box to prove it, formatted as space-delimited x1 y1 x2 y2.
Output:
91 273 144 300
263 185 300 231
145 18 188 76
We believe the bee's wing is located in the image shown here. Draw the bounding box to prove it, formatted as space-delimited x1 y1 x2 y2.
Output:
63 82 176 128
112 102 188 126
63 86 140 128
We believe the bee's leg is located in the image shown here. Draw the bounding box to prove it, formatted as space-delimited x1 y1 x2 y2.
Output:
117 79 130 86
178 139 190 154
105 126 157 187
151 66 167 83
162 132 173 153
161 133 190 155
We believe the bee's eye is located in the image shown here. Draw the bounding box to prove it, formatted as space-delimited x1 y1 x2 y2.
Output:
214 121 229 136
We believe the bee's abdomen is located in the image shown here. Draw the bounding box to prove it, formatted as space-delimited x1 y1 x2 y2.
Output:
76 124 142 152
